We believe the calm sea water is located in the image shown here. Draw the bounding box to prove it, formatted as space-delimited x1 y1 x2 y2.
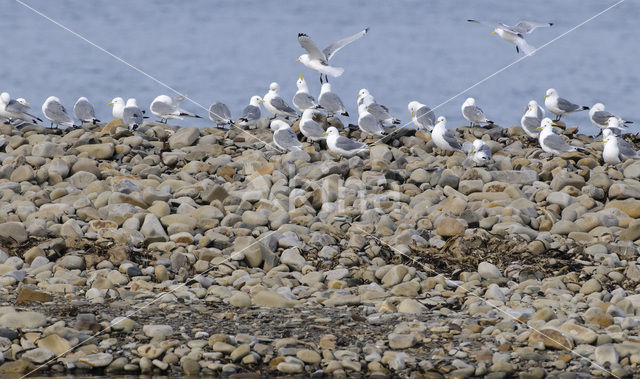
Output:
1 0 637 135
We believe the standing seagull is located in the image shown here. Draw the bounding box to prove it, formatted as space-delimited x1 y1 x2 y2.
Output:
209 102 233 129
318 82 348 117
589 103 631 131
603 125 637 161
74 97 100 125
263 82 297 119
432 116 462 152
150 94 202 123
544 88 589 121
299 109 327 141
324 127 367 157
467 19 552 56
461 97 493 127
463 139 492 166
108 97 126 120
42 96 75 129
357 89 399 126
122 98 144 130
537 118 581 155
520 100 544 138
357 103 385 137
238 96 263 128
292 75 319 113
0 92 42 124
297 27 369 83
408 101 435 131
271 120 302 152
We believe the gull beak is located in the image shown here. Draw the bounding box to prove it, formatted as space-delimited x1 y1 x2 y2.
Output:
356 94 360 98
259 99 265 103
300 74 304 80
107 102 114 106
410 111 414 118
551 121 559 126
435 120 440 124
604 120 609 124
602 140 606 144
544 95 549 98
491 31 497 35
24 101 29 105
367 107 372 112
537 126 543 130
323 132 328 135
295 59 300 62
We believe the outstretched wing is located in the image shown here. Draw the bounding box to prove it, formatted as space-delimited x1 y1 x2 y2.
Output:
298 33 326 62
513 21 553 34
323 27 368 61
467 19 501 29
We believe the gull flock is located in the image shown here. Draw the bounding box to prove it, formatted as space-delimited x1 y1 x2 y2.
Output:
0 21 635 166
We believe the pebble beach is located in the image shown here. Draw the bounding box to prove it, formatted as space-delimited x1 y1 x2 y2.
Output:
1 117 640 378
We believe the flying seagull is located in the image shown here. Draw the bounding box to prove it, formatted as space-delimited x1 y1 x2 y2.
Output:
297 27 369 83
467 19 552 56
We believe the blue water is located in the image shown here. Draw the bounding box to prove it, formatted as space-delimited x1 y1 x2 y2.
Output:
0 0 637 135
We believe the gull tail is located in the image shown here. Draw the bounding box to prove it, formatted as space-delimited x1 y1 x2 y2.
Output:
516 38 536 56
180 111 202 119
323 66 344 78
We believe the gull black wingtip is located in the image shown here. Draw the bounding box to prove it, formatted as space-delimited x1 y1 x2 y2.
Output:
549 23 554 26
298 33 307 38
582 106 590 110
364 27 369 33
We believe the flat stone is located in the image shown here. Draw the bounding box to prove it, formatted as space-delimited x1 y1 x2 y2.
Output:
0 222 28 243
528 329 573 350
436 217 465 237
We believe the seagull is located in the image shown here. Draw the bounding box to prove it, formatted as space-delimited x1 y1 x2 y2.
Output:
544 88 589 121
122 98 144 130
324 126 367 157
318 82 348 117
408 101 435 131
467 19 552 55
299 109 327 141
461 97 493 127
237 96 263 128
432 116 462 152
209 102 233 129
520 100 544 138
463 139 492 166
263 82 297 119
271 120 302 152
292 75 319 112
589 103 631 131
603 125 637 162
150 94 202 123
0 92 42 124
74 97 100 125
537 117 581 155
108 97 125 120
42 96 75 129
357 89 399 126
297 27 369 83
357 103 385 136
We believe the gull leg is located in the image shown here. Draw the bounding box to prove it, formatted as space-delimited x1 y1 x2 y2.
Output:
319 75 323 84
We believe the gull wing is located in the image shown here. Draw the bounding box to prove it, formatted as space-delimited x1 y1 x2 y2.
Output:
298 33 326 62
323 28 368 61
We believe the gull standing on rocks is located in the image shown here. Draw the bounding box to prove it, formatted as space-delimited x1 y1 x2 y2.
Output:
292 75 319 113
461 97 493 127
589 103 631 131
357 89 399 126
122 98 144 130
544 88 589 121
209 102 233 129
238 96 263 128
42 96 75 129
408 101 435 131
299 109 327 141
318 82 348 117
108 97 125 120
432 116 462 152
463 139 492 166
520 100 544 138
538 118 580 155
150 94 202 123
358 103 385 136
272 120 302 152
603 123 638 162
263 82 297 119
74 97 99 125
467 19 552 55
0 92 42 124
324 126 367 157
297 27 369 83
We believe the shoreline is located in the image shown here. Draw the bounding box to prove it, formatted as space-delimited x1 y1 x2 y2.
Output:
0 118 639 377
